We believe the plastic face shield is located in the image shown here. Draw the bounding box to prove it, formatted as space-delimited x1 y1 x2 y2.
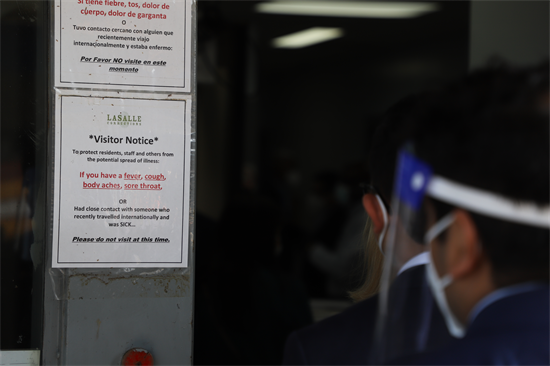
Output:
370 149 550 364
369 150 442 364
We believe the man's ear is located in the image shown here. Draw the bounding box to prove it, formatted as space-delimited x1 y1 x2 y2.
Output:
362 193 386 235
446 209 482 279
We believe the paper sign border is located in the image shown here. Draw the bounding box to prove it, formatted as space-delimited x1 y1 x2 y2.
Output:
54 0 192 92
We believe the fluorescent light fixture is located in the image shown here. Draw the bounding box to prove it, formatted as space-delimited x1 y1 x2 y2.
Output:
256 1 439 19
272 27 344 48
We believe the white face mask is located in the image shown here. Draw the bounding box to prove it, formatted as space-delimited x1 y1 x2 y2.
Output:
424 213 466 338
375 194 389 254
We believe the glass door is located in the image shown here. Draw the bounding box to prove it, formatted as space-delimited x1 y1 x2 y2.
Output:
1 0 48 360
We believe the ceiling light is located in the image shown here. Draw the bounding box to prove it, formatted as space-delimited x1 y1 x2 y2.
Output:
272 27 344 49
256 1 439 19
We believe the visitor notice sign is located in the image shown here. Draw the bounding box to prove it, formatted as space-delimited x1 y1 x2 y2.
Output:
52 95 191 267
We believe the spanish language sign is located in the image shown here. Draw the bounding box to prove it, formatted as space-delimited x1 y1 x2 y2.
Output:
55 0 191 91
52 96 191 267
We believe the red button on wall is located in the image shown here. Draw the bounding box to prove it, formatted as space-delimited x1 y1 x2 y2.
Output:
121 348 154 366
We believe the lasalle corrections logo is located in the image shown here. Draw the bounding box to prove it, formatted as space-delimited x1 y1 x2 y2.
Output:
107 111 142 127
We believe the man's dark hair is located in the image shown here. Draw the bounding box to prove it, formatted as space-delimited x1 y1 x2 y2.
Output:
411 62 549 287
370 93 431 203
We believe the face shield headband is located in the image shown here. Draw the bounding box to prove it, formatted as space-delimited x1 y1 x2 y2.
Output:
395 149 550 233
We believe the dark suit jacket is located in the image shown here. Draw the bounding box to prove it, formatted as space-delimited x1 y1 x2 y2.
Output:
393 286 550 365
282 265 452 365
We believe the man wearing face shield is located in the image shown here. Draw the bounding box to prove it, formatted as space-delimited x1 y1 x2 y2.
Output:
375 62 549 365
283 95 452 365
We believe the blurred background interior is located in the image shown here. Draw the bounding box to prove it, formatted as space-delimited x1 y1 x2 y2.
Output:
192 2 547 363
1 1 548 364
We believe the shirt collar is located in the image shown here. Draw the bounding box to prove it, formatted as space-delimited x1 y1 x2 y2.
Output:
468 282 548 325
397 251 430 276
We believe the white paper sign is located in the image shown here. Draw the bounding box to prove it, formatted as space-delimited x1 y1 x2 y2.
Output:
52 96 191 267
55 0 191 91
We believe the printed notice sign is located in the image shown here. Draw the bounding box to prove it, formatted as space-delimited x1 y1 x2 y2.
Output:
52 96 191 267
54 0 191 91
